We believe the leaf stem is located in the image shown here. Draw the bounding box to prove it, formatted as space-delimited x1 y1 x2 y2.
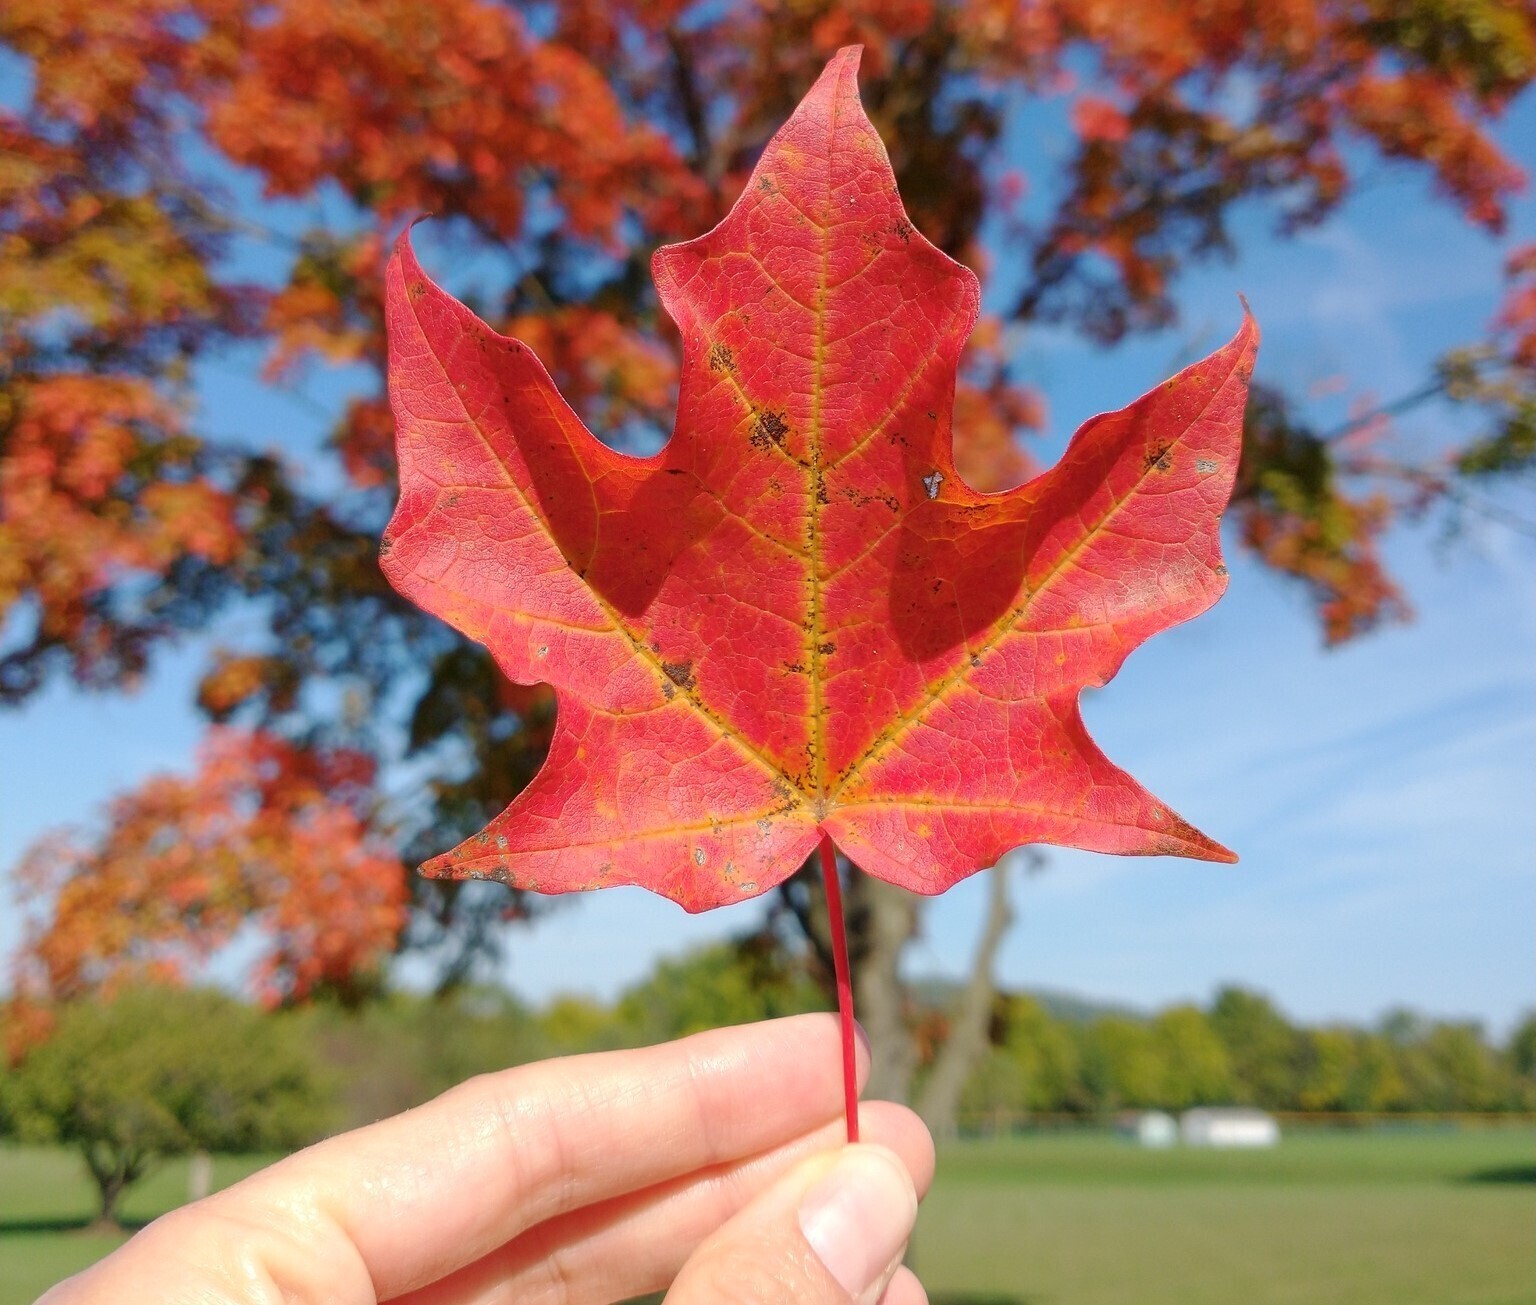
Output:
818 831 859 1143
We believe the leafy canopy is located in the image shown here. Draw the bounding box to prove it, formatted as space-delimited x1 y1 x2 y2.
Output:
4 0 1530 997
1 985 327 1221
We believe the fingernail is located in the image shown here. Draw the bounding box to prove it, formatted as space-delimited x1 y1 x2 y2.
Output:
798 1147 917 1299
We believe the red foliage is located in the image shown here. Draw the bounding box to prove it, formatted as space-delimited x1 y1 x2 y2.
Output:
14 729 408 1006
382 52 1255 909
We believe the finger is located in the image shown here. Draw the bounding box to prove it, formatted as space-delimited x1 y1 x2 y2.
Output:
47 1015 869 1305
251 1012 869 1299
665 1143 920 1305
391 1100 934 1304
880 1266 929 1305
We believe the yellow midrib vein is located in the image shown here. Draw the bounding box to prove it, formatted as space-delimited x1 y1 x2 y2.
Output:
806 68 844 808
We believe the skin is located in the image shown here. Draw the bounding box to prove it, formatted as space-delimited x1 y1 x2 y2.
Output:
40 1014 934 1305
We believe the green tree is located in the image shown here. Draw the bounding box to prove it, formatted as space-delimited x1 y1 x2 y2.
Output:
301 987 549 1129
960 993 1087 1125
1298 1027 1363 1112
1395 1018 1511 1112
1002 996 1086 1115
1081 1016 1165 1111
1151 1005 1233 1108
1209 986 1304 1108
1507 1010 1536 1082
614 938 824 1046
537 994 631 1058
0 987 328 1225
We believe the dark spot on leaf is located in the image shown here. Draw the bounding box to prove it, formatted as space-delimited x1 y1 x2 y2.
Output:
969 653 981 668
784 661 805 674
661 680 675 700
1143 444 1173 474
707 343 736 373
818 641 836 655
665 467 688 475
379 536 393 554
1214 563 1229 576
758 175 777 194
890 217 913 242
816 473 830 505
751 409 790 451
662 660 696 689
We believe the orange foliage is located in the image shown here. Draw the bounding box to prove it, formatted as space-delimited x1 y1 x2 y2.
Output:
14 730 408 1006
1497 243 1536 369
954 316 1046 493
205 0 700 244
2 0 1532 981
1342 71 1526 229
262 233 385 380
0 376 238 678
1238 490 1410 645
504 306 679 435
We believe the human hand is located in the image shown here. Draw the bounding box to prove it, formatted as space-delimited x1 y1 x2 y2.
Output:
40 1014 933 1304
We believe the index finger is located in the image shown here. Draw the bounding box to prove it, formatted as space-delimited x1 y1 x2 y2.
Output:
211 1013 867 1300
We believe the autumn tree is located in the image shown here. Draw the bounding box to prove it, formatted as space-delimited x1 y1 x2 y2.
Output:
0 985 328 1225
3 2 1534 1119
11 729 408 1008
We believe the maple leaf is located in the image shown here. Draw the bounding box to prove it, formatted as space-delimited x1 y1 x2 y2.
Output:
381 47 1258 913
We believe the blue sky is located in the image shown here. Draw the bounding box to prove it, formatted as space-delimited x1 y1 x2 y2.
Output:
2 79 1533 1038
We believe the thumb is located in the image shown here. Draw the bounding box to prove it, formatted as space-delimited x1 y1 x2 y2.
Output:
665 1143 922 1305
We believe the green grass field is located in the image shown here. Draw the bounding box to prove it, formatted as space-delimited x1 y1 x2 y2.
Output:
3 1128 1533 1304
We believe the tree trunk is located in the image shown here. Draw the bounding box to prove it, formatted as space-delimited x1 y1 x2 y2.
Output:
187 1149 214 1203
848 874 922 1104
915 853 1031 1139
83 1141 144 1229
777 848 1035 1112
96 1172 126 1228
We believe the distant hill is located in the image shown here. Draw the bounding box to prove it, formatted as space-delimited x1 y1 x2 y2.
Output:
905 975 1141 1024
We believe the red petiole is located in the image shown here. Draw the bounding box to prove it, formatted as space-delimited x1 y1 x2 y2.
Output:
818 832 859 1144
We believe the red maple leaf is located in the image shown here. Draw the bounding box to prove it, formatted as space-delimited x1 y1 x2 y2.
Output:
382 47 1256 915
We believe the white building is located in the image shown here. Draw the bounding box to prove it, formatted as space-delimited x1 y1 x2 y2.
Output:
1179 1107 1280 1148
1133 1111 1178 1148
